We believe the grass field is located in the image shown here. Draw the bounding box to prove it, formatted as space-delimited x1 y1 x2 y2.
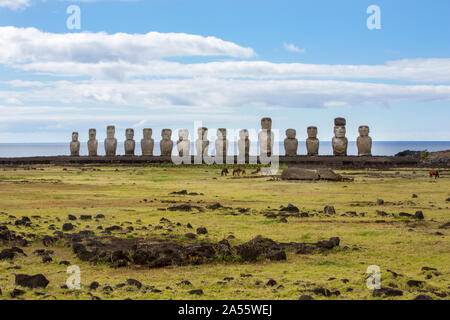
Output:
0 165 449 300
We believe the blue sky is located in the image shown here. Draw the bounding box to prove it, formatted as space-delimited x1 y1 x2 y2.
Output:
0 0 449 142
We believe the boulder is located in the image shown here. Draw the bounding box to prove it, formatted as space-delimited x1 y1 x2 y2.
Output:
281 168 319 181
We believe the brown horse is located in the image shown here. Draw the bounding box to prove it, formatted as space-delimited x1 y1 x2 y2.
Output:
221 168 229 176
233 168 241 176
429 170 440 179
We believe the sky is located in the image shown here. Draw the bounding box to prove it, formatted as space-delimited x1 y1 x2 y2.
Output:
0 0 449 143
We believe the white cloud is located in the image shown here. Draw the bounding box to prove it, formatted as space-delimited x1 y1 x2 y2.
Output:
0 0 31 10
283 43 306 53
0 27 254 65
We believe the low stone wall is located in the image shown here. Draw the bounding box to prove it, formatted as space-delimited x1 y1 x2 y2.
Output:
0 155 420 169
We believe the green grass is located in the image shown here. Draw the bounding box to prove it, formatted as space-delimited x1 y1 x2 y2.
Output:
0 165 448 300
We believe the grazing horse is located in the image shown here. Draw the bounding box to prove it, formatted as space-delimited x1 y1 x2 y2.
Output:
221 168 229 176
240 169 246 175
429 170 440 179
233 168 241 176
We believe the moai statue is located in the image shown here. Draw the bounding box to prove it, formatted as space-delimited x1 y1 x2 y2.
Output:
238 129 250 158
70 132 80 156
284 129 298 156
195 127 209 157
141 128 154 156
87 129 98 156
124 128 135 156
160 129 173 156
215 128 228 162
177 129 190 157
306 126 319 156
357 125 372 156
104 125 117 156
332 118 348 156
258 117 274 157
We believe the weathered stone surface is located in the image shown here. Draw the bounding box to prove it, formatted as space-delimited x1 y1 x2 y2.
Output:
177 129 190 157
238 129 250 159
258 117 274 157
306 126 319 156
70 132 80 156
215 128 228 163
281 168 319 180
317 168 343 181
104 125 117 156
332 118 348 156
160 129 173 156
357 125 372 156
124 128 135 156
284 129 298 156
15 274 49 289
87 129 98 156
195 127 209 157
141 128 154 156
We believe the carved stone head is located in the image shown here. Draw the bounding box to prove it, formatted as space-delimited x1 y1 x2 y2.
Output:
143 128 152 139
89 129 96 140
72 132 79 142
334 126 346 138
239 129 249 140
161 129 172 140
106 125 115 139
307 126 317 139
178 129 189 141
261 117 272 130
359 125 370 137
125 128 134 140
286 129 296 139
197 127 208 139
217 128 227 139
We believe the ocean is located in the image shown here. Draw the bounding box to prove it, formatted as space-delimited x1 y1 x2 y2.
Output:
0 141 449 158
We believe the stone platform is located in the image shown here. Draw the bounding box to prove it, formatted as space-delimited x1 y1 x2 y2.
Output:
0 155 420 169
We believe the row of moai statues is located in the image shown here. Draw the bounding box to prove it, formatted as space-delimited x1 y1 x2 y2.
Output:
284 118 372 156
69 117 372 157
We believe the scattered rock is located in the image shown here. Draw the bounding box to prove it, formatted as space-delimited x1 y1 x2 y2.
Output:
413 294 433 300
413 211 424 220
15 274 49 289
266 279 277 287
324 205 336 215
188 289 203 295
372 287 403 297
407 280 425 287
62 223 74 231
376 199 384 205
126 279 142 289
68 215 77 221
196 227 208 235
89 281 100 290
10 288 26 298
279 204 299 213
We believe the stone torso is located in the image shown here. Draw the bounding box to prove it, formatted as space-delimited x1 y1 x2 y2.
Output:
104 138 117 156
238 139 250 157
141 138 154 156
357 136 372 156
332 137 348 156
177 139 190 157
284 137 298 156
88 140 98 156
124 139 135 156
160 140 173 156
70 141 80 156
306 138 319 156
195 139 209 157
258 130 274 156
